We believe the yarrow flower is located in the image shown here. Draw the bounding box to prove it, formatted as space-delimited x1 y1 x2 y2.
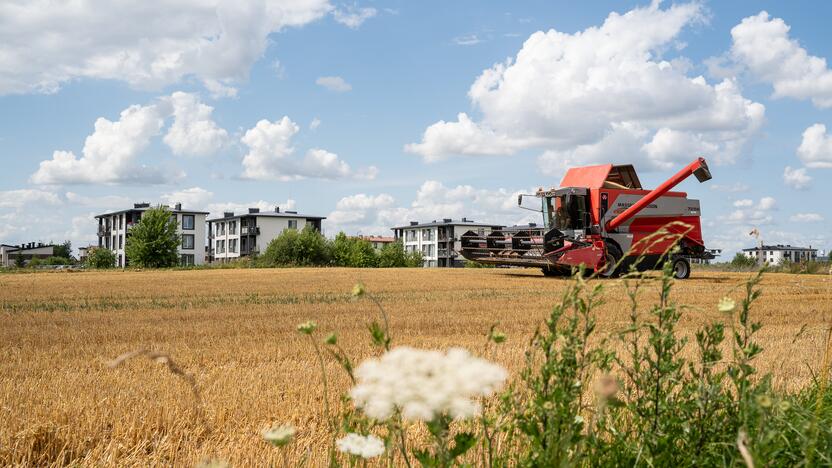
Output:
297 320 317 335
261 423 295 447
717 297 736 313
336 433 385 458
350 346 507 422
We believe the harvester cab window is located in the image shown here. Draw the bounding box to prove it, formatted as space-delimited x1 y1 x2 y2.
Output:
545 192 588 232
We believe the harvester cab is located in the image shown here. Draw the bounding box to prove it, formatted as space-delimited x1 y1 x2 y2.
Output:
460 157 714 279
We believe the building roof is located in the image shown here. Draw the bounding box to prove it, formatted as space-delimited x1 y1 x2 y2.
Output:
95 203 209 218
354 235 395 242
391 219 504 230
207 210 326 222
742 244 817 252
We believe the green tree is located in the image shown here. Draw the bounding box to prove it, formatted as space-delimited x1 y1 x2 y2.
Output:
377 241 424 267
14 251 24 268
124 206 180 268
86 247 116 269
730 252 757 268
331 233 378 267
260 227 331 267
53 240 72 259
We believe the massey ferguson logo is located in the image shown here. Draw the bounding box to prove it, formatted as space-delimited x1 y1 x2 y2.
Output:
617 202 657 209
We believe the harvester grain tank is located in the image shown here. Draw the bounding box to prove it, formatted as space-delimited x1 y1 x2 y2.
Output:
459 157 713 279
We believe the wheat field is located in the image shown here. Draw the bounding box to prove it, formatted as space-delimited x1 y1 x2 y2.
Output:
1 267 831 466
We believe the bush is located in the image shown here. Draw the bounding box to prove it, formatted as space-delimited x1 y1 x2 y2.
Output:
377 241 423 268
731 252 758 268
125 206 180 268
331 233 378 268
44 256 72 265
85 247 116 269
260 227 331 267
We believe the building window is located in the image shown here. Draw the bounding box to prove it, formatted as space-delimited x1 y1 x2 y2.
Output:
182 215 195 230
406 245 417 253
182 234 195 250
288 219 298 230
229 220 237 235
118 235 123 250
422 244 434 257
422 229 434 241
217 239 225 253
180 254 195 266
406 230 417 242
219 222 225 235
229 239 237 253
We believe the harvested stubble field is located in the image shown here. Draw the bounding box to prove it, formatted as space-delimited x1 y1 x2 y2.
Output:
1 267 831 466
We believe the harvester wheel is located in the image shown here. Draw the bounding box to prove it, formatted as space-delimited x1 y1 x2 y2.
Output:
600 244 622 278
671 257 691 279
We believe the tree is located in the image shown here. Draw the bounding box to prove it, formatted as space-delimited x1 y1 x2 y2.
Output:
14 252 24 268
86 247 116 269
730 252 757 268
331 233 378 267
124 206 180 268
53 240 72 260
378 241 424 268
260 227 331 267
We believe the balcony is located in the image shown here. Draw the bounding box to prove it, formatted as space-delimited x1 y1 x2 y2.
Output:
97 226 111 237
241 226 260 235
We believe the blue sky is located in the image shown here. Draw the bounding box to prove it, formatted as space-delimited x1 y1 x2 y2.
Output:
1 0 831 258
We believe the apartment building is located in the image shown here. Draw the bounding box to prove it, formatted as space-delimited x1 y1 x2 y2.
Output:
207 207 325 263
392 218 503 267
0 242 56 267
742 244 817 265
95 203 208 267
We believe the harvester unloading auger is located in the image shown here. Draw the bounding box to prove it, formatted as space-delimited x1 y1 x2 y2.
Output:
459 157 714 279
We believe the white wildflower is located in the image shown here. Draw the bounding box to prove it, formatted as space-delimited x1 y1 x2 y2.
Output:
261 423 295 447
336 433 385 459
717 297 736 313
350 346 508 422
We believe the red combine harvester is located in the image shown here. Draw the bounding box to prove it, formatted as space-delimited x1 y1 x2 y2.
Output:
459 157 714 279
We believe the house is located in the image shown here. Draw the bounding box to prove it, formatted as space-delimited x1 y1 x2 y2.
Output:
742 244 817 265
392 218 504 267
353 235 395 250
0 242 56 267
77 245 97 264
95 203 209 267
207 207 325 263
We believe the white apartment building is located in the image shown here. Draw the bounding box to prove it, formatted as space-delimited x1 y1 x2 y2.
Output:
1 243 56 267
95 203 208 267
742 244 817 265
208 207 325 263
392 218 503 267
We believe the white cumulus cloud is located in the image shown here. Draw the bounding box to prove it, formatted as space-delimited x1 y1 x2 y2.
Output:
160 187 214 210
163 92 229 157
240 117 376 181
406 2 764 174
783 166 812 190
30 103 169 185
797 123 832 168
0 0 333 95
729 11 832 108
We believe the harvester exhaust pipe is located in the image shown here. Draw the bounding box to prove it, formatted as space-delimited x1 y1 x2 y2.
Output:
605 157 711 231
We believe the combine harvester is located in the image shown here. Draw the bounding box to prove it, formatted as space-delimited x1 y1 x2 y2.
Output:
460 157 714 279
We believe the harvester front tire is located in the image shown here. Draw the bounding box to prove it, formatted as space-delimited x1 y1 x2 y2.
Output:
600 244 622 278
672 257 691 280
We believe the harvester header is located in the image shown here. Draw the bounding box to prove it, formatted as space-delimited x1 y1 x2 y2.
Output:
460 157 714 279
